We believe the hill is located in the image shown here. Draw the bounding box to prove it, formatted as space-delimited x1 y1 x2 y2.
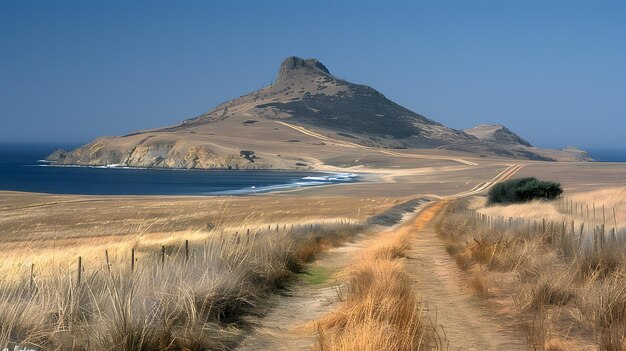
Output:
47 57 591 169
464 124 532 147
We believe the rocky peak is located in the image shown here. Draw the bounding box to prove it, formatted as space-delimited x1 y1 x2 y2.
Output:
277 56 331 83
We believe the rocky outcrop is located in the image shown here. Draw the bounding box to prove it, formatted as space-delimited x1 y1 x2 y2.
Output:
47 142 277 170
277 56 330 83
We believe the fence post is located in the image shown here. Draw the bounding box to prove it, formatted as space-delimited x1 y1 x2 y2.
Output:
600 224 604 250
161 246 166 267
105 250 111 273
593 203 596 225
30 263 34 292
185 240 189 262
131 248 135 273
77 256 82 286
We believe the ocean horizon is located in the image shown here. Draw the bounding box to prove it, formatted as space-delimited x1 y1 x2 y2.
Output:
587 149 626 162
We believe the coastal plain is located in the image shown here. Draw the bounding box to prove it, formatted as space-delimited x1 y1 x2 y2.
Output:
1 152 623 265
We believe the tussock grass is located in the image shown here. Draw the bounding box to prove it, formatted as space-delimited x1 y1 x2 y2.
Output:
579 271 626 351
436 199 626 350
0 221 362 350
316 203 444 351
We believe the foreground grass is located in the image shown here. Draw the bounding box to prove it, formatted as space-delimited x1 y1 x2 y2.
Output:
0 222 362 350
436 199 625 351
316 202 445 351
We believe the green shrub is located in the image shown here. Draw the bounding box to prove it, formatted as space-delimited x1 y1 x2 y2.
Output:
487 177 562 204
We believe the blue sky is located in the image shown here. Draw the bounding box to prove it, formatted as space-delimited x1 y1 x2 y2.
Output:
1 1 625 149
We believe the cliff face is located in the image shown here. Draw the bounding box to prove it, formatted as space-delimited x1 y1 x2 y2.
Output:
49 138 286 170
48 56 592 169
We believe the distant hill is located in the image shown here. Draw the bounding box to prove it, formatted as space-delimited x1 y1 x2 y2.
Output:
48 57 592 169
464 125 532 147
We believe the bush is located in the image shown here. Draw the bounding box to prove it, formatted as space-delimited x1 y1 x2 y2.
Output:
487 177 562 204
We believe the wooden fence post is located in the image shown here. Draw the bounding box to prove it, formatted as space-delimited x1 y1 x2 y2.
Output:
185 240 189 262
105 250 110 273
131 248 135 273
161 246 166 267
30 263 34 292
77 256 82 286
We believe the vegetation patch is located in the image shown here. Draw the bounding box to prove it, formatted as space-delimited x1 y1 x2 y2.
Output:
302 266 331 285
487 177 563 204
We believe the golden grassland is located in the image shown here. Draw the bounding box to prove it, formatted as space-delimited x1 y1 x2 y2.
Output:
0 219 363 350
315 202 446 351
478 186 626 232
0 162 624 350
0 194 402 279
436 193 626 351
0 191 422 350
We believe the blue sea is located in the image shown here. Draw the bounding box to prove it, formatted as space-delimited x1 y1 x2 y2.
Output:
0 143 357 196
587 149 626 162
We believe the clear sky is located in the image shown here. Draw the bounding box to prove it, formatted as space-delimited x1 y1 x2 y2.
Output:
1 1 625 149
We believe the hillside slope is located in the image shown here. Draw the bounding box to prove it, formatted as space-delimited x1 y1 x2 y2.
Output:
48 57 591 169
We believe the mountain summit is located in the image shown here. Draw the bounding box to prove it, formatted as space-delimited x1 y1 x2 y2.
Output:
48 56 591 169
278 56 330 81
182 56 466 148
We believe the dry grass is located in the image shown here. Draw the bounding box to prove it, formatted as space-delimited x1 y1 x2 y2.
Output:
579 271 626 351
479 186 626 233
436 198 626 351
469 274 492 298
316 203 445 351
0 221 362 350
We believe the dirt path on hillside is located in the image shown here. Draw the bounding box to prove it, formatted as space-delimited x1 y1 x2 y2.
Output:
236 238 366 350
404 206 528 350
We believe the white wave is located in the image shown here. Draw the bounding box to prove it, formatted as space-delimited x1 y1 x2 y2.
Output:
301 176 330 181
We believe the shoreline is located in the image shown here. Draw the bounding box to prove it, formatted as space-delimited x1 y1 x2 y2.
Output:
2 161 368 196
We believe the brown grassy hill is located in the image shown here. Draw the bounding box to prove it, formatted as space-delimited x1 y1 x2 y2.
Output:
47 57 591 169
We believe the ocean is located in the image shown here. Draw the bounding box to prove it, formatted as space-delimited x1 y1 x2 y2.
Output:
587 149 626 162
0 143 357 196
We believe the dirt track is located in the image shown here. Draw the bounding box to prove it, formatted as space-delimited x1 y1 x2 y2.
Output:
235 164 526 350
405 204 528 350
